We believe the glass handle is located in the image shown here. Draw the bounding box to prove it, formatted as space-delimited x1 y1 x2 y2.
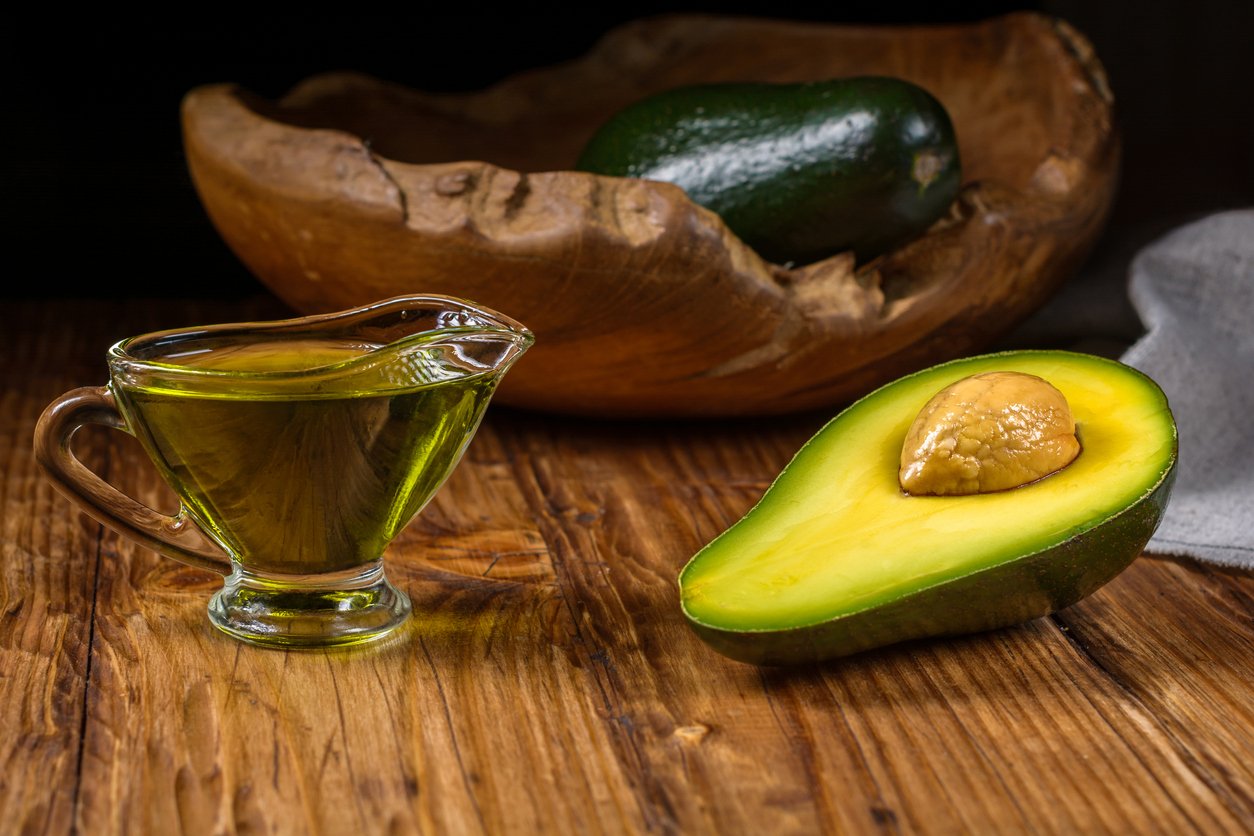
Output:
33 386 232 576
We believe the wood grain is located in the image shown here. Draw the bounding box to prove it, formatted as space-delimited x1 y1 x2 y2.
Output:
0 303 107 836
3 298 1252 834
181 12 1120 417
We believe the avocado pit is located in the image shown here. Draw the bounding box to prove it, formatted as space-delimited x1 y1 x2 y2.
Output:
899 371 1080 496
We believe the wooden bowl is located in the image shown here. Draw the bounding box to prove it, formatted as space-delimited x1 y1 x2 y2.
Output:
181 12 1117 417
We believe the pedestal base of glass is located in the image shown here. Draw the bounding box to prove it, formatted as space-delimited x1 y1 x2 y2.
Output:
207 560 411 648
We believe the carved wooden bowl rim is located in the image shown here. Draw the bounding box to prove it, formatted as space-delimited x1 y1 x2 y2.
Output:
181 12 1119 417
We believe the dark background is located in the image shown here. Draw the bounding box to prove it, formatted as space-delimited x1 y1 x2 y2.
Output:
4 2 1251 299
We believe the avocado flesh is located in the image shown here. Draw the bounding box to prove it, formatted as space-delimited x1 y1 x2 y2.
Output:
679 351 1177 664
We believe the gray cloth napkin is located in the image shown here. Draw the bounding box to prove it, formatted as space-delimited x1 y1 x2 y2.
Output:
1001 208 1254 569
1119 209 1254 569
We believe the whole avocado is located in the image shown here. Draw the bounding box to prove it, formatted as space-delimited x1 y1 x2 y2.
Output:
575 77 962 265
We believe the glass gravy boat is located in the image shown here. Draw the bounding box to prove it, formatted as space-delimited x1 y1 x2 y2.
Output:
34 294 533 647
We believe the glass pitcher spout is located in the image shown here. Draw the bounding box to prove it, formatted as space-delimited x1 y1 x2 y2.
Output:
328 293 535 374
270 294 537 394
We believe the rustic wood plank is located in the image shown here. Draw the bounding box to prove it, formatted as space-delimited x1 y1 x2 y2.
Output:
3 298 1252 835
1053 557 1254 825
72 384 651 833
0 302 117 836
496 414 1254 835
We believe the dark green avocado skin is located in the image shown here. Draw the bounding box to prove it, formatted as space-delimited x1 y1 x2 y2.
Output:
575 77 961 265
684 464 1177 666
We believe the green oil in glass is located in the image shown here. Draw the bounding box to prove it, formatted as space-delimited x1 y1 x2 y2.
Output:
115 336 498 575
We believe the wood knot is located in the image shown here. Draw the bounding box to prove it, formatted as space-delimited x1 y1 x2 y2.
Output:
1031 153 1083 197
671 723 711 745
435 171 475 196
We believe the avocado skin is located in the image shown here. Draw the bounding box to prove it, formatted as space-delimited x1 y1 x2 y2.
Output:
575 77 961 264
683 463 1176 666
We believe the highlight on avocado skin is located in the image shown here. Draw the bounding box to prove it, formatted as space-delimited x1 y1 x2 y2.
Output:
678 351 1177 666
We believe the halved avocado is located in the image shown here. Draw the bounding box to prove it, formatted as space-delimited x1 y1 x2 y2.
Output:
679 351 1177 665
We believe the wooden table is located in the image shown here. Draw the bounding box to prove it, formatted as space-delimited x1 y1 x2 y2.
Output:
3 297 1252 834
